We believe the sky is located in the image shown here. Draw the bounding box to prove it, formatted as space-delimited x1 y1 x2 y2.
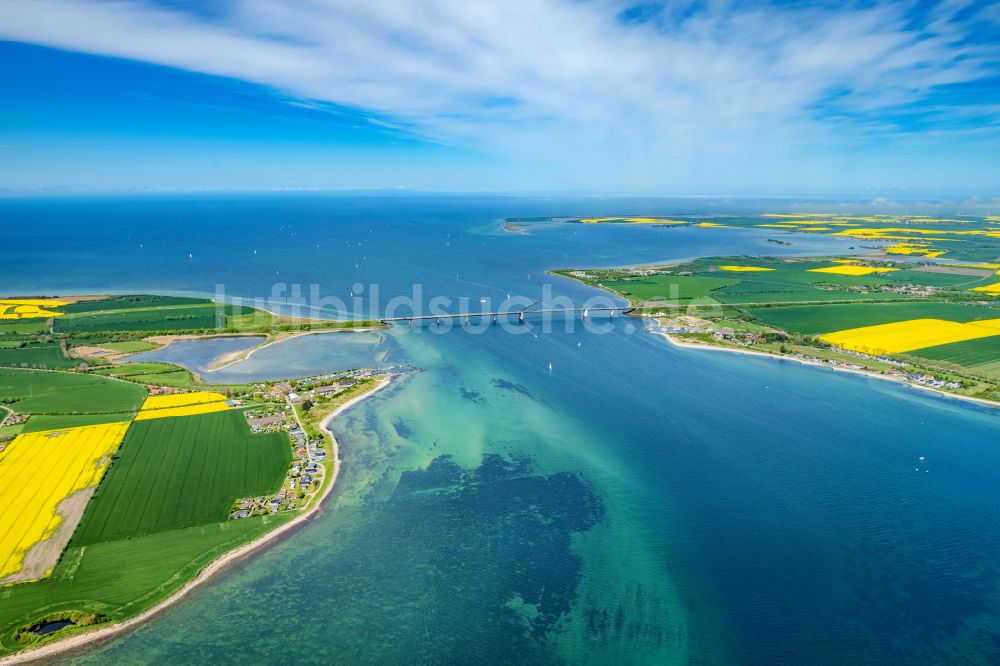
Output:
0 0 998 196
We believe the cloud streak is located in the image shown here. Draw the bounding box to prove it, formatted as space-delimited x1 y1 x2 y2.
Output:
1 0 997 192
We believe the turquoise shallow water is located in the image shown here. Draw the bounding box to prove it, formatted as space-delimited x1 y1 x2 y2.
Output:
2 196 999 664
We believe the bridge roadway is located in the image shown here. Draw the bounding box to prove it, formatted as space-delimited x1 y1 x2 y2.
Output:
381 306 635 323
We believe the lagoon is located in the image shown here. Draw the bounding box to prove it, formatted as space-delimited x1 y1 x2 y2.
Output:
131 331 398 383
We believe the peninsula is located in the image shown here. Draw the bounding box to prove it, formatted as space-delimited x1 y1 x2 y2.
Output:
553 212 1000 406
0 294 392 662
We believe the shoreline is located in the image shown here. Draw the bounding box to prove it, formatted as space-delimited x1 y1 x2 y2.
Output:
0 376 394 666
654 331 1000 411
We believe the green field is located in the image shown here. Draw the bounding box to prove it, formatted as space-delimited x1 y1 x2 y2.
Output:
89 361 247 392
0 368 146 415
748 302 1000 336
53 298 258 334
714 285 901 305
98 340 161 353
0 343 75 369
0 515 290 656
601 275 738 301
89 362 179 377
21 412 136 433
697 262 895 288
60 295 212 313
73 410 290 545
907 337 1000 372
0 320 49 337
883 270 996 289
54 304 227 333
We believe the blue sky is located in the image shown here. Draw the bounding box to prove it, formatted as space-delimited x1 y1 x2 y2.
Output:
0 0 998 196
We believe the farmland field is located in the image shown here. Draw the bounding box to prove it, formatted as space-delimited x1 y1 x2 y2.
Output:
53 300 258 334
0 422 129 583
89 362 182 377
714 283 898 304
883 270 996 289
907 336 1000 372
134 391 229 420
54 304 226 333
89 362 248 392
138 391 228 410
21 412 137 433
0 343 75 369
0 320 49 337
748 302 1000 336
73 410 290 545
0 369 146 415
60 295 212 314
818 319 1000 354
121 369 204 388
697 262 894 287
97 340 161 353
601 275 738 301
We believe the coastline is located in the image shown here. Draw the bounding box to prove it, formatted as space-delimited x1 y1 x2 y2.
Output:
0 376 394 666
654 331 1000 411
550 265 998 411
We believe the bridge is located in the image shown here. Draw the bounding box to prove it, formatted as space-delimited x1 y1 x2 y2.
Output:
380 306 635 324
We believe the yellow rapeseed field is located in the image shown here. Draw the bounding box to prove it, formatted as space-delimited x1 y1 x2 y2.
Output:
134 402 230 420
0 299 69 307
807 265 898 276
139 391 228 409
0 298 68 320
718 265 774 272
819 318 1000 354
833 227 1000 241
884 243 929 255
0 422 129 580
134 391 229 421
971 283 1000 295
618 217 687 224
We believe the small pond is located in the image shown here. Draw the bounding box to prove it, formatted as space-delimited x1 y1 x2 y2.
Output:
30 619 74 636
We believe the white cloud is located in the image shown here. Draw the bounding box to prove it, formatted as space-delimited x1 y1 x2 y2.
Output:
0 0 997 192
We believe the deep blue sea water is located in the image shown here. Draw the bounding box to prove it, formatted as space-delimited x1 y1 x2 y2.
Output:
2 195 999 664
